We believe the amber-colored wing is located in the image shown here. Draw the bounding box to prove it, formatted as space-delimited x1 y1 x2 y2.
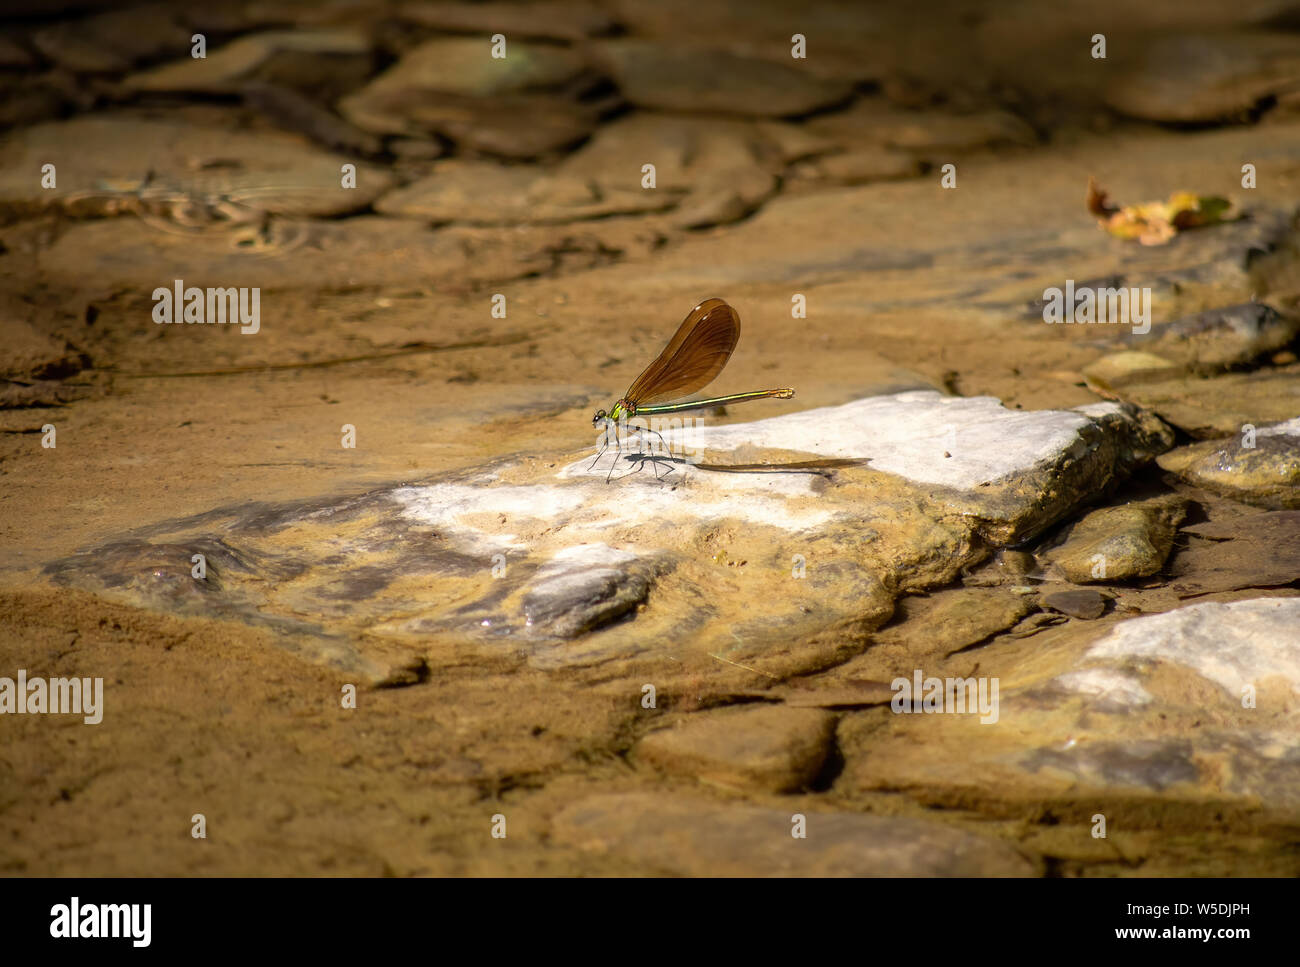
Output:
624 298 741 406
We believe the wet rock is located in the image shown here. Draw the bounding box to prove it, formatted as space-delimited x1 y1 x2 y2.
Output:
1157 418 1300 509
395 0 616 40
0 116 394 222
1043 495 1188 584
1165 511 1300 596
1121 302 1299 371
1042 589 1108 619
123 30 373 100
635 705 835 792
551 792 1034 875
1106 32 1300 123
592 40 853 117
32 3 190 74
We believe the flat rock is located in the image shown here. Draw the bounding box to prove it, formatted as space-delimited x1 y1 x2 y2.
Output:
592 39 853 117
41 391 1169 681
635 705 835 792
1043 494 1187 583
1084 597 1300 696
840 595 1300 811
375 116 785 227
550 792 1035 875
1157 418 1300 509
122 29 373 98
0 116 393 222
338 38 597 152
1106 31 1300 123
1086 365 1300 439
1121 302 1299 371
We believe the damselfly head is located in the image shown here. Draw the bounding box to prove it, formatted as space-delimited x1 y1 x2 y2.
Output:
591 408 607 427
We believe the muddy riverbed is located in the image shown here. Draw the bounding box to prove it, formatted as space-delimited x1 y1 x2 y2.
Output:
1 0 1299 876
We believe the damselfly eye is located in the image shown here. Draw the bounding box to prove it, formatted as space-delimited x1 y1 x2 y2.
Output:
592 409 606 426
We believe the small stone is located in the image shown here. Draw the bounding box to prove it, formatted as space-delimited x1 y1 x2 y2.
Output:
635 705 835 793
1082 351 1181 393
1042 589 1108 620
520 545 651 638
1044 495 1187 584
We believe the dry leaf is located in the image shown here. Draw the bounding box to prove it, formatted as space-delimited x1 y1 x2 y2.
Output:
1087 177 1234 246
